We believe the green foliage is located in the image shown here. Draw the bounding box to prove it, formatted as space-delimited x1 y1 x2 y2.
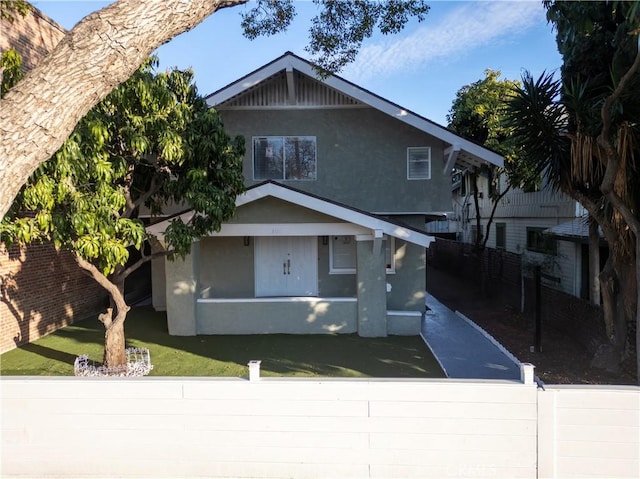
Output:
242 0 430 73
509 2 639 199
1 56 245 276
506 71 576 195
0 49 23 98
447 69 539 193
0 0 32 22
544 0 640 135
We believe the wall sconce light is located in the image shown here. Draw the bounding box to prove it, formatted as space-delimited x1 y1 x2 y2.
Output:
321 236 329 245
243 236 251 246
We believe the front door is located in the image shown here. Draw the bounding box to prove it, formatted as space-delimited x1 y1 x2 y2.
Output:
255 236 318 297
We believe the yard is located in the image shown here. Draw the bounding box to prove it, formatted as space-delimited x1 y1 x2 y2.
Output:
0 306 445 378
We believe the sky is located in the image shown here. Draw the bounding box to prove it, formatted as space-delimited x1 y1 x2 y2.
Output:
33 0 563 126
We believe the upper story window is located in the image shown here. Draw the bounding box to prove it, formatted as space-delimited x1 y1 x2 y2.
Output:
253 136 317 181
407 147 431 180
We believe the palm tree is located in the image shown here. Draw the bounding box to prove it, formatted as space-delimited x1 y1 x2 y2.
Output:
507 1 640 379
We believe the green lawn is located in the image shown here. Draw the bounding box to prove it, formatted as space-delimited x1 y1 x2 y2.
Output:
0 306 444 378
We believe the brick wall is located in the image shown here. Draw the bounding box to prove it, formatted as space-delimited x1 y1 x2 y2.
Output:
0 6 66 70
1 243 107 353
0 9 108 353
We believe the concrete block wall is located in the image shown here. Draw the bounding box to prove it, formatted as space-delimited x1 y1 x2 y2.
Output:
0 243 107 353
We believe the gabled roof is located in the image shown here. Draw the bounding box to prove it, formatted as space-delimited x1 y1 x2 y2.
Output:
205 51 503 171
147 181 434 248
545 216 605 244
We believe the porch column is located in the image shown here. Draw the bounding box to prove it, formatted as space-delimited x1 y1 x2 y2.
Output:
356 236 388 337
165 241 200 336
151 257 166 311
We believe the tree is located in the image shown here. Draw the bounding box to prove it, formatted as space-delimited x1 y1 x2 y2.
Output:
0 0 429 220
508 1 640 377
1 58 246 369
446 69 534 251
1 49 23 98
0 0 30 92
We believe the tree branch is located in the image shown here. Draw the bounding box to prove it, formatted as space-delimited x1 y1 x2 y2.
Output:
0 0 248 219
598 46 640 237
482 184 511 250
122 170 160 219
118 247 173 281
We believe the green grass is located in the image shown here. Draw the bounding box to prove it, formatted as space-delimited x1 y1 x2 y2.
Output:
0 306 445 378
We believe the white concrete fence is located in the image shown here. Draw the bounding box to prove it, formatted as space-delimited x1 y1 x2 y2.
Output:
1 373 638 478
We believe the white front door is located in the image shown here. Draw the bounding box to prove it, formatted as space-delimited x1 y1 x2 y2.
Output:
255 237 318 297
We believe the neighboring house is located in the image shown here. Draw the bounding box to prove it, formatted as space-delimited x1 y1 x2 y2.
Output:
148 52 503 338
435 169 605 300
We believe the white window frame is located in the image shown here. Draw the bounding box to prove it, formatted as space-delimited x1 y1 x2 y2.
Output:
252 136 317 181
407 146 431 180
329 235 395 274
329 235 356 274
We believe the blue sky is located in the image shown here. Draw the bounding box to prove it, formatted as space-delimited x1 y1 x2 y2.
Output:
34 0 562 126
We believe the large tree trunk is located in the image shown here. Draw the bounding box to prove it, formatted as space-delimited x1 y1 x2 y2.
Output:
75 256 131 369
595 252 636 372
0 0 245 220
103 309 127 368
101 277 129 368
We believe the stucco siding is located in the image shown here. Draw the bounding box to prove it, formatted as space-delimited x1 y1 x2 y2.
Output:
231 196 345 224
219 108 450 214
386 240 426 312
318 239 358 297
385 216 427 312
196 298 358 334
199 237 255 298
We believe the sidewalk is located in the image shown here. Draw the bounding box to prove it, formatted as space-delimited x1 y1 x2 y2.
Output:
422 292 522 380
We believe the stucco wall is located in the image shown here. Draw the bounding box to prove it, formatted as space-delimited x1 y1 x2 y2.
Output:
385 216 427 312
219 107 450 214
199 237 255 298
317 238 357 296
196 298 358 334
230 196 343 224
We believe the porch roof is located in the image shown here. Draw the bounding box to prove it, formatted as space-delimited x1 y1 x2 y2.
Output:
544 216 605 245
147 181 435 248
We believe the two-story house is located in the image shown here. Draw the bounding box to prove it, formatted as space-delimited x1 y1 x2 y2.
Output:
148 52 503 338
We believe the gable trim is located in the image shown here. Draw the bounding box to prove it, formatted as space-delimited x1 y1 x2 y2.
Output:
206 52 503 169
146 182 435 248
237 182 434 248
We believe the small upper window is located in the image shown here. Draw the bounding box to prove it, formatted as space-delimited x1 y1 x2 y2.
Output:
407 147 431 180
253 136 317 181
